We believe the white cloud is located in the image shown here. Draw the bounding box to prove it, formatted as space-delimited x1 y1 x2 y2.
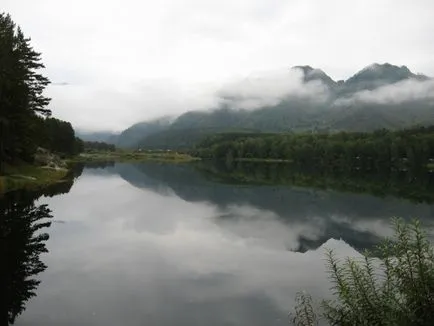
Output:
3 0 434 130
218 68 330 109
47 80 221 132
47 68 332 131
335 78 434 106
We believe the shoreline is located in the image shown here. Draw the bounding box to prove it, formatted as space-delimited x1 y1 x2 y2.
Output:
68 151 200 163
0 164 70 194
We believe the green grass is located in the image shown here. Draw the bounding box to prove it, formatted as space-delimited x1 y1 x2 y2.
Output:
0 163 69 193
235 157 293 163
69 151 200 163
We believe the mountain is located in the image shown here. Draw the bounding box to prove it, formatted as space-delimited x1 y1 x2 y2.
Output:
138 127 262 150
292 65 337 88
340 63 429 93
116 63 433 149
75 130 119 144
116 117 171 148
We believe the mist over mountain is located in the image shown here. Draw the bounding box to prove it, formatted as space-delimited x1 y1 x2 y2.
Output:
86 63 434 149
340 63 429 94
75 130 119 144
292 65 337 88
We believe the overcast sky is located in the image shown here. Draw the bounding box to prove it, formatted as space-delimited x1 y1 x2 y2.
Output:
3 0 434 131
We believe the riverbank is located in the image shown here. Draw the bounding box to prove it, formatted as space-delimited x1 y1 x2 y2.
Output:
0 163 70 193
69 151 200 163
235 157 293 163
0 151 196 193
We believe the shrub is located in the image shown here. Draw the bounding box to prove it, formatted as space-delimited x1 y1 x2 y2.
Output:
291 218 434 326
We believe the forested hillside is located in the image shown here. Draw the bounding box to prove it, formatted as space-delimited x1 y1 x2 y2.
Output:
0 13 81 173
74 130 118 144
116 119 169 148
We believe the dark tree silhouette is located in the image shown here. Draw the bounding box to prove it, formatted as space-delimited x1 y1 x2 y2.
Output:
0 13 82 174
0 13 51 169
83 141 116 152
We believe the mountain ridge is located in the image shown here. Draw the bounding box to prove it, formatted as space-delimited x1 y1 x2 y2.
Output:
80 63 433 148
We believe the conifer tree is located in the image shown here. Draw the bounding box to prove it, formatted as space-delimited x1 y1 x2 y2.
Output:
0 13 51 172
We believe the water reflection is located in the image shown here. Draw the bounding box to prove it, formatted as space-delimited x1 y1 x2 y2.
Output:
10 162 434 325
0 169 81 325
0 191 52 325
16 169 352 326
115 162 434 252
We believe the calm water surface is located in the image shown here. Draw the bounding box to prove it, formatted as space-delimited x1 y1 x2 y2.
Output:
10 162 434 325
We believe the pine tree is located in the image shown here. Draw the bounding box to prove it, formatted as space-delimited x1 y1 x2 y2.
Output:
0 13 17 173
0 12 51 173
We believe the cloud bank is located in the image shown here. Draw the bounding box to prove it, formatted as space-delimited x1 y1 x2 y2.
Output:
335 78 434 106
217 68 330 110
47 80 221 132
48 68 332 131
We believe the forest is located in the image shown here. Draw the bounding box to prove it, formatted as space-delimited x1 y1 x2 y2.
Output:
0 13 82 174
83 141 116 152
194 126 434 171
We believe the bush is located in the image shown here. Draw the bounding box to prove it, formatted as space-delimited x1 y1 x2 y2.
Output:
291 218 434 326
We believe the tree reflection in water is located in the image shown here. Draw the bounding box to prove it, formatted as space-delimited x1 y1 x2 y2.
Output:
0 191 52 324
0 165 82 325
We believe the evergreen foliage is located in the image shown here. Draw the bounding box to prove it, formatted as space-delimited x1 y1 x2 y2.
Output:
194 127 434 171
0 12 81 172
35 116 81 155
83 141 116 152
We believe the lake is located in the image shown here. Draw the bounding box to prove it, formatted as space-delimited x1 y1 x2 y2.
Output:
3 162 434 326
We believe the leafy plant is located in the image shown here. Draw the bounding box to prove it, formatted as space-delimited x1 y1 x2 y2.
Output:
291 218 434 326
290 292 318 326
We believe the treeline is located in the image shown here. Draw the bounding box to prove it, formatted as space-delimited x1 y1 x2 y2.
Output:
83 141 116 152
0 13 82 172
35 116 83 155
194 127 434 170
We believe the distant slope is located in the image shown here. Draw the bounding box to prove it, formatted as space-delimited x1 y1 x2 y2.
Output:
292 65 337 88
138 128 216 150
75 130 119 144
116 118 171 148
138 128 262 150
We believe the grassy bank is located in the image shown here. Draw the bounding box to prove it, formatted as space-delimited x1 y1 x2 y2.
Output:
0 164 69 193
70 151 200 163
235 157 293 163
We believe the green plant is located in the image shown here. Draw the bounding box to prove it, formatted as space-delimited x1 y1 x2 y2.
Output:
291 218 434 326
290 292 318 326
